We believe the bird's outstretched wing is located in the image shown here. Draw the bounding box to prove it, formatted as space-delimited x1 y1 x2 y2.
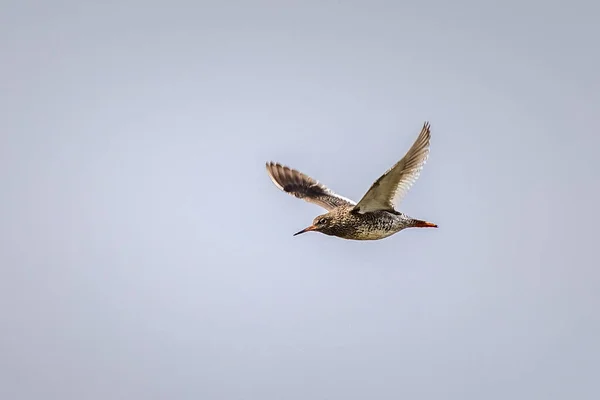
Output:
266 162 356 211
353 122 431 214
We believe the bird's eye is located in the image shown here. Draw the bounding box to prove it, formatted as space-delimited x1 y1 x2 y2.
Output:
318 219 325 225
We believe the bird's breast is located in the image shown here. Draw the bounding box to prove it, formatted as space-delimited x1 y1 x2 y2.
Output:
334 211 402 240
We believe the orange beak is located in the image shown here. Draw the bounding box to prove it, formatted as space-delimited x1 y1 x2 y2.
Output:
293 225 318 236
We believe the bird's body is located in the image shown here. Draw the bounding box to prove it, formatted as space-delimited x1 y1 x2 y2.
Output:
266 122 437 240
305 205 423 240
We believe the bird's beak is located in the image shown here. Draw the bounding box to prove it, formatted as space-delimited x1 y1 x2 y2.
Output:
293 225 318 236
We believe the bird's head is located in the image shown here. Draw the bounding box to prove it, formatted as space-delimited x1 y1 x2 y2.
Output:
293 213 335 236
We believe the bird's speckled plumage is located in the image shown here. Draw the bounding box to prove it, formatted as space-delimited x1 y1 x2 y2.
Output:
266 122 437 240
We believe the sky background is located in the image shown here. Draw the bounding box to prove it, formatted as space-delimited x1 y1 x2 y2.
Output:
1 1 599 399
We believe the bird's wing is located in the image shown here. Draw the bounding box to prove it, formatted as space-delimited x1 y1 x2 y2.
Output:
353 122 431 214
266 162 356 211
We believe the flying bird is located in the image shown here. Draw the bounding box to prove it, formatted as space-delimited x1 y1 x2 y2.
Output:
266 121 437 240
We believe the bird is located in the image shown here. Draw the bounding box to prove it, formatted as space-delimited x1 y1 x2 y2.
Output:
265 121 437 240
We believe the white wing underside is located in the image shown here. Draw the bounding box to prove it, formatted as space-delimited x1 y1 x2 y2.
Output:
352 122 431 213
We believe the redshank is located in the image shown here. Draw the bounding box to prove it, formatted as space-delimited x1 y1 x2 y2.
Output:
266 122 437 240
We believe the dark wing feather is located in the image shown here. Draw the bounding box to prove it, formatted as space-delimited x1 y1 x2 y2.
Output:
266 162 355 210
353 122 431 213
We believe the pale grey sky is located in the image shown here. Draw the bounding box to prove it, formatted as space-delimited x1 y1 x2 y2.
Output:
1 1 599 399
